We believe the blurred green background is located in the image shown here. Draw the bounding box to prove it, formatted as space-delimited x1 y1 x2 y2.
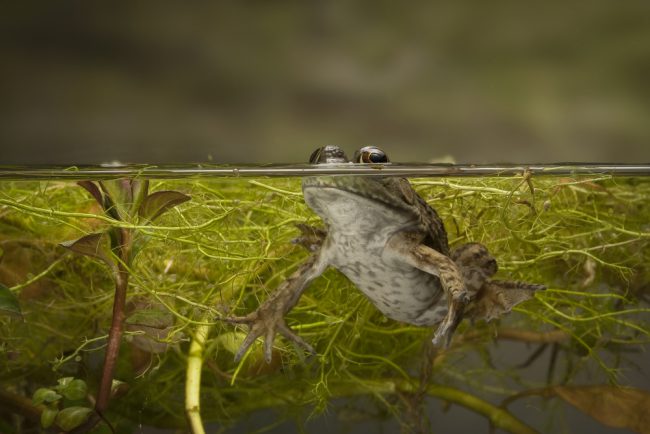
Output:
1 1 649 164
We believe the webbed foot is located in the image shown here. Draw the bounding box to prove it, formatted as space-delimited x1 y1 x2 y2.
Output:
465 280 546 322
225 303 315 363
224 251 328 363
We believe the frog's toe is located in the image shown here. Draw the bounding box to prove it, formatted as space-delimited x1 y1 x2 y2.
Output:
224 311 276 363
229 314 314 363
264 328 276 364
278 323 316 356
234 325 266 362
431 321 453 348
432 303 464 347
222 313 255 325
431 329 447 347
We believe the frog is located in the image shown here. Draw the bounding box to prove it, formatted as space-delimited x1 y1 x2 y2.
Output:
227 145 545 363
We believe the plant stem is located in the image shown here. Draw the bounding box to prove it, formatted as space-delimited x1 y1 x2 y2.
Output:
95 263 129 413
207 378 539 434
185 322 210 434
96 228 133 415
0 388 47 426
422 384 538 434
328 379 539 434
0 389 67 433
71 230 133 434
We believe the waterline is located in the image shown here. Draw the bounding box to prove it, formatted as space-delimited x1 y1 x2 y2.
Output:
1 163 649 180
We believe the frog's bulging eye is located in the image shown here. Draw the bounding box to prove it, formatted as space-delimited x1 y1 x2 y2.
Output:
309 146 349 164
368 152 388 163
354 146 390 164
309 148 323 164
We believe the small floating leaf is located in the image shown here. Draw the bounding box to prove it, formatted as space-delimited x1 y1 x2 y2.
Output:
56 377 73 388
553 385 650 434
56 378 88 401
60 233 114 269
139 190 190 222
0 283 22 317
32 388 62 405
40 407 58 429
55 406 93 431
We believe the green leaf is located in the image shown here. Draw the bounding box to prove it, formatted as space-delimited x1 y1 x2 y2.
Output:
55 406 93 431
56 377 73 388
32 388 62 405
56 378 87 401
111 379 128 396
99 179 133 221
139 190 190 223
40 407 58 429
553 385 650 434
130 179 149 215
60 233 115 270
0 283 21 317
214 331 250 356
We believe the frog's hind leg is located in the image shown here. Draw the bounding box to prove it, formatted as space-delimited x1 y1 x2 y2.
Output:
384 233 470 347
466 280 546 322
451 242 498 292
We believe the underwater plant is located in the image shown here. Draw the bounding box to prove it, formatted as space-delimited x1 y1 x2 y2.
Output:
0 173 649 433
62 180 190 431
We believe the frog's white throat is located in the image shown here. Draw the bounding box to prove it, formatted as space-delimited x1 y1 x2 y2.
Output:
303 187 417 239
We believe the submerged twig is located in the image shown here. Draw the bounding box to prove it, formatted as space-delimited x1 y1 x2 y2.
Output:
185 321 210 434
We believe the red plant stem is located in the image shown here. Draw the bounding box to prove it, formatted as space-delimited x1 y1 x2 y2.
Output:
95 228 132 414
95 263 128 413
72 266 129 434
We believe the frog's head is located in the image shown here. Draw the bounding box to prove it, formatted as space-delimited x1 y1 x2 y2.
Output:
303 146 419 230
306 145 390 165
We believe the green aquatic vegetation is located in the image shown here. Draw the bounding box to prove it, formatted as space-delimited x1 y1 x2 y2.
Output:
0 174 648 433
30 377 91 431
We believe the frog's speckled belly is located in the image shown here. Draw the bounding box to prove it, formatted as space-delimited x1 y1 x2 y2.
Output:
331 244 448 326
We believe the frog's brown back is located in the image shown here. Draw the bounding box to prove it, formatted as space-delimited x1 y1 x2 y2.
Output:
388 177 450 256
414 193 450 256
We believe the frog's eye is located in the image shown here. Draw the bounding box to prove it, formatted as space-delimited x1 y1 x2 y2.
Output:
354 146 390 164
309 146 349 164
309 148 324 164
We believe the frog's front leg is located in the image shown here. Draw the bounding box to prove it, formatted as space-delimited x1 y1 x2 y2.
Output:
226 249 329 363
292 223 327 252
385 232 470 347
